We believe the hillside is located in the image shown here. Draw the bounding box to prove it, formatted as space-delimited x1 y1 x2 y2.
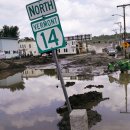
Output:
90 33 130 44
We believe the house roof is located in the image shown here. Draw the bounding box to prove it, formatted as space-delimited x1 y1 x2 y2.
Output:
18 37 35 43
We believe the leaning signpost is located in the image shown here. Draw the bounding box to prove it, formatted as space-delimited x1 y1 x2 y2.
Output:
26 0 72 113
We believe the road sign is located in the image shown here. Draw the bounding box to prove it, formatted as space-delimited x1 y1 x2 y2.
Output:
26 0 71 113
26 0 57 21
122 42 129 48
31 14 66 53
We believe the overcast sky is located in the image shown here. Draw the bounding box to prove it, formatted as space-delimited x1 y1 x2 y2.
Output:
0 0 130 38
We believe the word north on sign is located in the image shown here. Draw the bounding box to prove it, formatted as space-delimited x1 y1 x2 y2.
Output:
31 14 66 53
26 0 57 21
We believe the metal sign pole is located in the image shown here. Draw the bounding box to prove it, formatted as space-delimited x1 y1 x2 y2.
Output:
52 50 72 113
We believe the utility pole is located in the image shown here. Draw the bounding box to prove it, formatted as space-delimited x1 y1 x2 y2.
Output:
115 22 122 45
117 4 130 41
112 29 118 48
117 4 130 58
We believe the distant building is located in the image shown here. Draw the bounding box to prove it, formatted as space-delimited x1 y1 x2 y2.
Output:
0 37 19 59
22 68 45 79
57 34 92 55
18 37 40 56
57 39 77 55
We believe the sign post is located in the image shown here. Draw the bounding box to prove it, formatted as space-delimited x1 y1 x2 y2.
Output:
52 50 72 112
26 0 72 113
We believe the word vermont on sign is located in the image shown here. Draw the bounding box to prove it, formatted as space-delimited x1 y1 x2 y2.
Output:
31 14 66 53
26 0 57 20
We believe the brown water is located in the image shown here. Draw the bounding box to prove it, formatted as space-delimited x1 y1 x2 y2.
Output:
0 68 130 130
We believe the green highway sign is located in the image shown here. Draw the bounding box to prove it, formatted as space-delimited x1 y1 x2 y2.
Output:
31 14 66 53
26 0 71 113
26 0 57 21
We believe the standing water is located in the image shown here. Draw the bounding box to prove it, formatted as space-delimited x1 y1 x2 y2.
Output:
0 67 130 130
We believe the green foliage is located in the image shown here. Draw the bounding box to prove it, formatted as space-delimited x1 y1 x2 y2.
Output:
116 45 122 52
0 25 20 38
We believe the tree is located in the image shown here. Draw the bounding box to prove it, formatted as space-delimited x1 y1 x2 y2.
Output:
0 25 20 38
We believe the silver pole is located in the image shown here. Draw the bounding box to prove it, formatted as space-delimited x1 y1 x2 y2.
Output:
52 50 72 113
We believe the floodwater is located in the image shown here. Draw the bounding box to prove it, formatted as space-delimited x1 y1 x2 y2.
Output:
0 67 130 130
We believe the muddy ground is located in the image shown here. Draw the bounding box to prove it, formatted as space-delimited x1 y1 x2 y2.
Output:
0 56 52 79
0 53 122 79
66 53 117 67
0 53 124 130
63 53 121 77
56 53 119 130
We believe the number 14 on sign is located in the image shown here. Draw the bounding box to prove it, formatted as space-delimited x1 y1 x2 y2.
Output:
31 14 66 53
41 29 58 49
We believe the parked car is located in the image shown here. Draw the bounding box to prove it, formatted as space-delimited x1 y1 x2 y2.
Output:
107 48 116 56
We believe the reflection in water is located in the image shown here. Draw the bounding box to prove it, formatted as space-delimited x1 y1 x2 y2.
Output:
65 82 75 87
44 69 57 76
1 68 130 130
108 72 130 113
22 68 45 79
57 91 109 130
8 82 25 92
108 72 130 85
0 72 61 130
90 72 130 130
22 68 57 79
62 68 94 80
0 73 25 92
23 67 94 81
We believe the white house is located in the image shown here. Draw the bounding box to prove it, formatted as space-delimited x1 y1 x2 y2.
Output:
57 39 77 55
0 37 19 59
18 37 40 56
57 36 88 55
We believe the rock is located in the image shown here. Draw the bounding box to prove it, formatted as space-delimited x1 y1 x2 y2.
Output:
65 82 75 87
57 91 109 130
84 85 104 89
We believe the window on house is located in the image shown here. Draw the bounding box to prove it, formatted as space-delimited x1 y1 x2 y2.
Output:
29 44 31 48
64 49 68 52
25 71 28 74
4 51 8 54
71 76 77 80
13 51 18 54
59 49 60 53
4 51 10 54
